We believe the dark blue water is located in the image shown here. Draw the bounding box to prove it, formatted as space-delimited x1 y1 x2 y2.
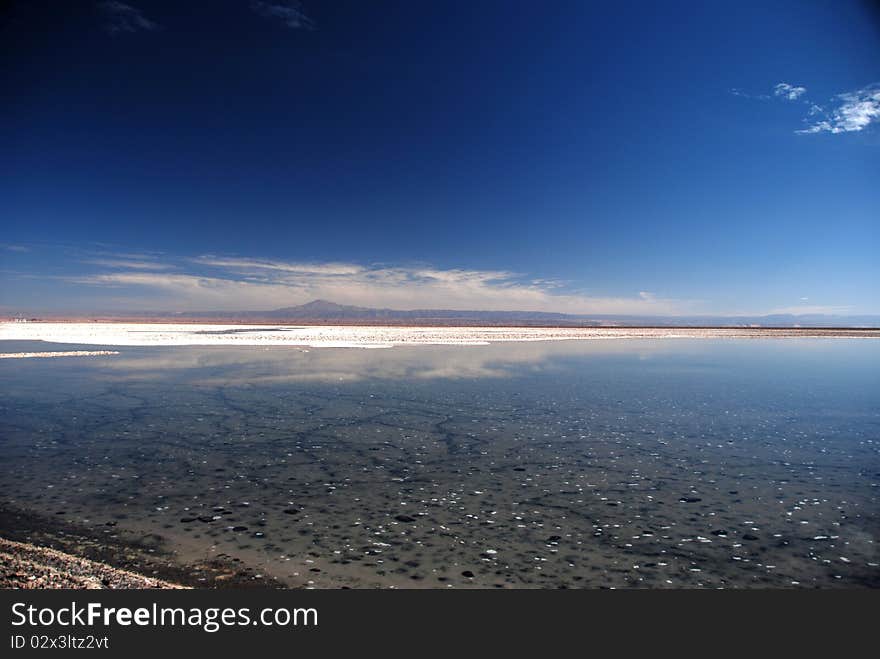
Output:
1 339 878 588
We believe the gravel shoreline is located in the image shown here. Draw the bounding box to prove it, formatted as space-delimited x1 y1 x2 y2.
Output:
0 537 184 589
0 505 285 589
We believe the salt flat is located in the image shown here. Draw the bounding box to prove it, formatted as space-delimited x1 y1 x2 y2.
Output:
1 322 877 349
0 350 120 359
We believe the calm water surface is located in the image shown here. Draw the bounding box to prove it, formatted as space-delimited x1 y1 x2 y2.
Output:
1 339 878 588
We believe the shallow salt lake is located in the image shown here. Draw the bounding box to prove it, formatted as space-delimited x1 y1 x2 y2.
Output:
0 338 878 588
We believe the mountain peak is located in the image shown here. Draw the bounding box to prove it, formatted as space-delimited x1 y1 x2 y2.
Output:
270 299 373 316
297 299 346 310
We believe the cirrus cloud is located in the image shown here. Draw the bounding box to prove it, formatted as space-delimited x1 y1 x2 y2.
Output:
66 254 691 315
797 84 880 134
98 2 159 34
249 1 315 30
774 82 807 100
733 81 880 135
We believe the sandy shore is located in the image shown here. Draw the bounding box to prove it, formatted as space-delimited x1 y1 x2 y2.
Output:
1 322 878 349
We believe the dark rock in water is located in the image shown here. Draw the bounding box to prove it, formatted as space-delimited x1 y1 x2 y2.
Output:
547 535 562 543
395 515 416 523
679 497 702 503
513 467 526 471
105 521 117 526
197 516 215 523
179 517 197 523
283 508 299 515
461 570 475 578
232 526 248 532
710 529 728 536
742 533 759 541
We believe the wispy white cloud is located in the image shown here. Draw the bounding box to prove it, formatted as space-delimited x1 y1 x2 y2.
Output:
731 82 806 102
250 1 315 30
730 82 880 135
83 258 174 270
797 84 880 134
70 272 298 309
98 2 159 34
773 82 807 101
733 81 880 135
729 88 771 100
66 255 691 315
193 256 362 276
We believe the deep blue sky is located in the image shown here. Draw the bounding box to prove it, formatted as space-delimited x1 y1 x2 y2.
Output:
2 1 878 314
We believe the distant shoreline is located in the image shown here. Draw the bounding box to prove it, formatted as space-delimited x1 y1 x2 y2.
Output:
2 322 879 350
4 318 880 330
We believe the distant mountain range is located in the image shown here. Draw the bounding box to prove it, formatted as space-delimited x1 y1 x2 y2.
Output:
139 299 880 327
